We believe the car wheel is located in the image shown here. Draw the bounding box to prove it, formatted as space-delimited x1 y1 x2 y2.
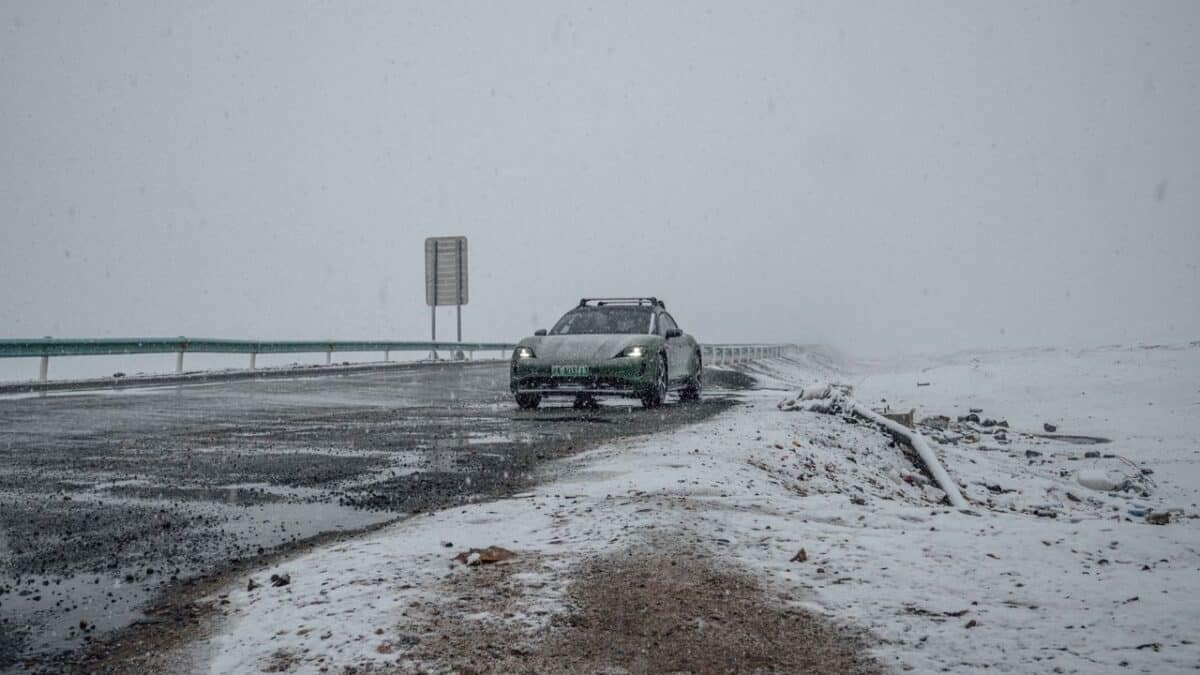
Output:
679 350 702 402
515 393 541 410
641 354 667 408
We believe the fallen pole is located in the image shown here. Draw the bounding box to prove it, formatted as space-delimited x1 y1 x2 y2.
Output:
848 401 968 509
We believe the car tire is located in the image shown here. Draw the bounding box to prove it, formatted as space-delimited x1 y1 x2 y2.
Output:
641 354 668 408
515 393 541 410
679 350 702 402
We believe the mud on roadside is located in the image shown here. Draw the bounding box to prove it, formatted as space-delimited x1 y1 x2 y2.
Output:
392 540 881 675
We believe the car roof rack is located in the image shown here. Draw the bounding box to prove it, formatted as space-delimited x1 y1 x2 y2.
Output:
578 297 664 309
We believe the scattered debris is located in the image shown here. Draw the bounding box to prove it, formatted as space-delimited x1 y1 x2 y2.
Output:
919 415 951 430
790 548 808 563
454 546 518 566
1077 469 1120 492
269 573 291 587
1146 512 1171 525
246 578 260 592
1044 423 1058 432
881 409 915 428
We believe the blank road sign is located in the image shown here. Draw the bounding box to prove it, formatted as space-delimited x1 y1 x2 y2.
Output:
424 236 468 306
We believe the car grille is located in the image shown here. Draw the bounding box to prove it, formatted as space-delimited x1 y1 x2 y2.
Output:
517 376 635 391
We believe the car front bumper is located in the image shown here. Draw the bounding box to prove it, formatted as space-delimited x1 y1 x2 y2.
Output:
510 358 657 397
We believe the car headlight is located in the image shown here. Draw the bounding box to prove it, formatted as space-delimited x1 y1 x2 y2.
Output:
514 346 536 359
617 345 646 358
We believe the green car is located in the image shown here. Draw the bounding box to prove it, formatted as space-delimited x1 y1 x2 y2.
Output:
510 298 703 409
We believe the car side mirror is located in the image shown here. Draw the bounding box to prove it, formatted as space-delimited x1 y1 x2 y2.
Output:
665 328 682 339
534 329 547 336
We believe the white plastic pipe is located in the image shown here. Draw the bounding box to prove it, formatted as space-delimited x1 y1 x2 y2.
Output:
249 352 257 370
176 351 184 374
39 356 49 382
849 401 967 508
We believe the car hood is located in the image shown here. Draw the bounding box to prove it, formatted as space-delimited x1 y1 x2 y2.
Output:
523 334 656 362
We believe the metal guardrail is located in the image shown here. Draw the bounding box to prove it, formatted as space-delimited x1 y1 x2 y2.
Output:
702 344 793 365
0 337 518 383
0 338 794 384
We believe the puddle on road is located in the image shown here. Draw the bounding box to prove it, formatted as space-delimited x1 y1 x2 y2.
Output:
516 416 616 424
0 495 392 668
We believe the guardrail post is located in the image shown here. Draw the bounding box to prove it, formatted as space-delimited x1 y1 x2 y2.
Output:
384 349 390 363
249 352 257 370
39 356 49 383
325 350 332 366
175 351 184 374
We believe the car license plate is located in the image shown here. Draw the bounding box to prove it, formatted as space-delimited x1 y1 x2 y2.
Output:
551 365 589 377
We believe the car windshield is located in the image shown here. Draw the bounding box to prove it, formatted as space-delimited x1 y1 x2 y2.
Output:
549 307 652 335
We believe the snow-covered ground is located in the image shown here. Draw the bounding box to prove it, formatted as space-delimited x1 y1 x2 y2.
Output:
187 343 1200 674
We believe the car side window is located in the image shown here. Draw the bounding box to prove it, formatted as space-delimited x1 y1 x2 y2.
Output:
660 313 678 335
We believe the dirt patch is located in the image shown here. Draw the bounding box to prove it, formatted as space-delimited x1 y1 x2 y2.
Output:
402 546 880 674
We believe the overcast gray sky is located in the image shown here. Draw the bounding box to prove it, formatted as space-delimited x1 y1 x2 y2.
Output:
2 1 1197 356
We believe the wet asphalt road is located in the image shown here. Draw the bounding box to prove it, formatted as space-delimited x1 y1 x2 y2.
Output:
0 361 748 669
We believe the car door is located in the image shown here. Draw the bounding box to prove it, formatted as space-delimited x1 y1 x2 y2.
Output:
659 312 689 383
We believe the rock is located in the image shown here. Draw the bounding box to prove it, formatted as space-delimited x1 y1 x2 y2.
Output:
247 578 260 591
790 548 808 563
1044 423 1058 432
920 416 951 430
997 420 1009 428
1025 450 1042 458
1083 450 1101 459
1146 512 1171 525
269 573 291 587
916 382 931 387
454 546 517 566
965 619 978 628
981 419 997 428
958 413 981 424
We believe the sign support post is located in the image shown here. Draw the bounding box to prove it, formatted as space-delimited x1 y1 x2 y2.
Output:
425 236 469 362
454 238 464 359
